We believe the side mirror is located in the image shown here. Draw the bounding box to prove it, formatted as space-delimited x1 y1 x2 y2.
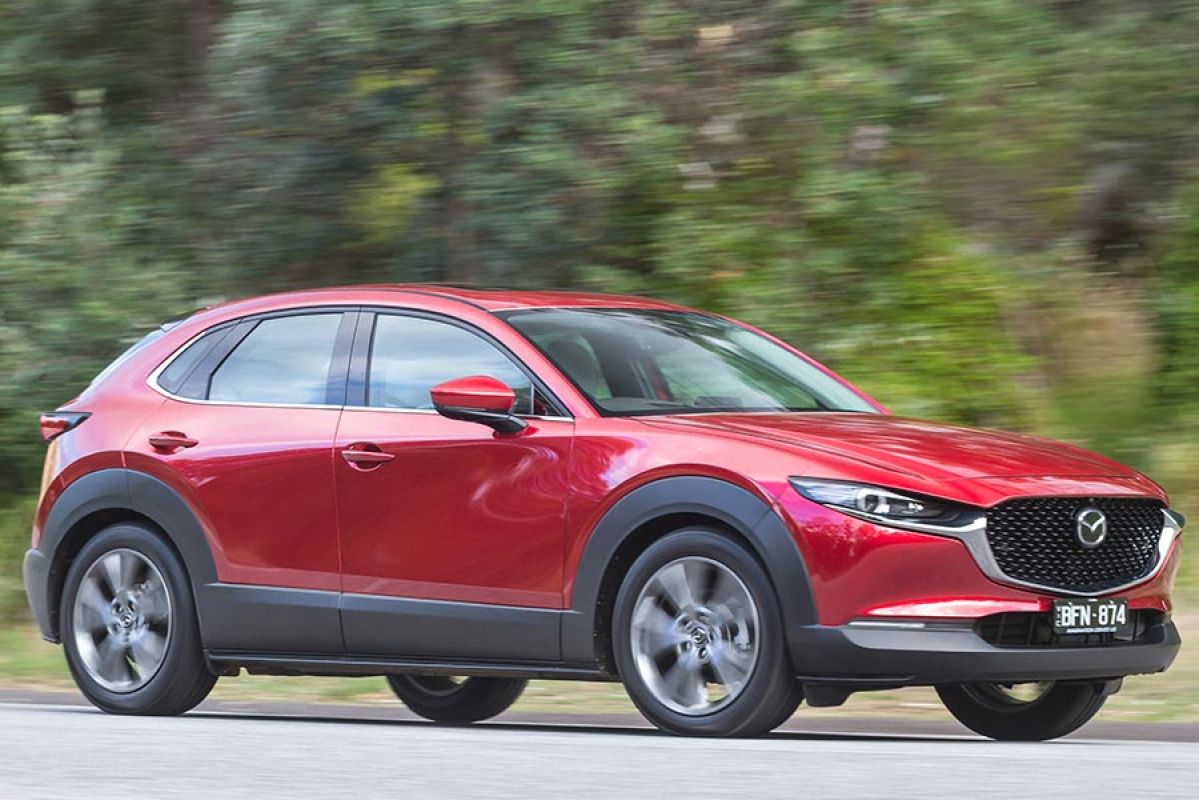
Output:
430 375 528 435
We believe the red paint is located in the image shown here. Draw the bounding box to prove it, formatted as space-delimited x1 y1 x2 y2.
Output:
34 285 1180 629
125 403 344 592
430 375 517 413
335 410 573 606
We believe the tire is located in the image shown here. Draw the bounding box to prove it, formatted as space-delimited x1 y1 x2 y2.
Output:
762 680 805 732
936 680 1109 741
611 527 797 737
387 675 527 723
60 522 217 715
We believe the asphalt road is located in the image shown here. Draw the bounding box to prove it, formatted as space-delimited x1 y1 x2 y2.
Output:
1 693 1196 799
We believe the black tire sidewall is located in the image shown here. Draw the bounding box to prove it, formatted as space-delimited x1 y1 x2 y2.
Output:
611 528 795 737
60 522 210 715
387 675 528 723
936 681 1108 741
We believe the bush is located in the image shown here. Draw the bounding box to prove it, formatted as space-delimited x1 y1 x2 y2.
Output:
0 497 36 622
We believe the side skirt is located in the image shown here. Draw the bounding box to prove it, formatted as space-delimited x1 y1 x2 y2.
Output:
197 582 594 669
205 651 611 682
340 592 562 662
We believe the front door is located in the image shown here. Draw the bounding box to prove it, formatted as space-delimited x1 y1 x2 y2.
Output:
334 311 574 660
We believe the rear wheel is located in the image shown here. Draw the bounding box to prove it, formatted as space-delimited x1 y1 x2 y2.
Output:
936 680 1109 741
60 523 216 715
611 528 798 737
387 674 527 723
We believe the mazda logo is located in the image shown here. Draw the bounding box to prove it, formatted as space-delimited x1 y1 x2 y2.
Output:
1075 507 1108 548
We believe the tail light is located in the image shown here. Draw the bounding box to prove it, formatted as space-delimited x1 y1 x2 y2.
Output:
39 411 90 443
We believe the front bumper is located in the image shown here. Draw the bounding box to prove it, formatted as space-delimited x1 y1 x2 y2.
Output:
788 618 1180 686
22 548 55 642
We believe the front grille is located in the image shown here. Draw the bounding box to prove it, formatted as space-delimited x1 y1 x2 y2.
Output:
986 497 1164 594
976 610 1163 648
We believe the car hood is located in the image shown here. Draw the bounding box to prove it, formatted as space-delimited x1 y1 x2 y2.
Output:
640 412 1143 484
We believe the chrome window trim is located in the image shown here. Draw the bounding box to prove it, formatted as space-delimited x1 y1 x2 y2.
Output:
339 405 574 423
145 386 344 411
359 306 574 419
146 306 353 408
146 305 576 420
149 376 573 422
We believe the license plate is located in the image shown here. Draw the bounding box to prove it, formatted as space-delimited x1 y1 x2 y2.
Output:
1052 598 1132 636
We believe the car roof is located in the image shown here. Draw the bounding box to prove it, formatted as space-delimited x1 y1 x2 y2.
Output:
346 284 690 312
196 284 692 318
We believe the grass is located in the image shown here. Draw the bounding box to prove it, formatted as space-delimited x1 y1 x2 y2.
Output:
3 609 1196 723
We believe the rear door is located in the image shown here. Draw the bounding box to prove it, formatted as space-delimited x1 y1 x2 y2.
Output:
126 308 356 653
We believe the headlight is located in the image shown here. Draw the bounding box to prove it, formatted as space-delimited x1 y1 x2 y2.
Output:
789 478 984 533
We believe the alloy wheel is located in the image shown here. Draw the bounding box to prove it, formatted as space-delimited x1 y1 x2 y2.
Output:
72 548 172 693
964 681 1055 709
629 556 760 715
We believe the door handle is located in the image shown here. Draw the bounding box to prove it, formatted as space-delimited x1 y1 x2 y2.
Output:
340 443 395 469
149 431 199 451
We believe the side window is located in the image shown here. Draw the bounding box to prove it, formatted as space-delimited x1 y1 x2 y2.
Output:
208 314 343 405
368 315 535 413
156 326 233 397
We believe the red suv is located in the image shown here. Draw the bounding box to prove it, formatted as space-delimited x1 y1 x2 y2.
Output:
23 286 1182 739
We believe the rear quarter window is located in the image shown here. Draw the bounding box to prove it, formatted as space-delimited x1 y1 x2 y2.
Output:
155 327 233 396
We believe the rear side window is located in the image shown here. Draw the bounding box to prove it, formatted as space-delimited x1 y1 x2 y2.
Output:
156 327 232 395
367 315 535 413
208 314 343 405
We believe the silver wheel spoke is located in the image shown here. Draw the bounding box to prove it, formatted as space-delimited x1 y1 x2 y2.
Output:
631 599 687 655
75 580 112 634
99 553 126 596
630 555 760 717
106 551 141 595
140 579 170 623
662 658 705 710
654 561 697 613
708 566 738 608
129 629 166 674
708 641 751 691
96 637 132 684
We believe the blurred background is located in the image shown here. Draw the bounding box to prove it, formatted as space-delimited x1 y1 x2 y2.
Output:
0 1 1196 720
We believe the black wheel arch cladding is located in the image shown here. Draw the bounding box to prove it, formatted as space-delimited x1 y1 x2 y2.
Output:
561 475 817 666
35 468 219 642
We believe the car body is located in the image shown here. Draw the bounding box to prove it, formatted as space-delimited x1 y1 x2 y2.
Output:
23 285 1183 738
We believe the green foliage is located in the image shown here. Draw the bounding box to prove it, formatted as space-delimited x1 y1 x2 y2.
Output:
0 104 194 495
3 1 1199 606
0 497 36 620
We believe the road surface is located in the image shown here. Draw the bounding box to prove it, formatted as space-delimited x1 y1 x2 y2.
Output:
0 691 1195 799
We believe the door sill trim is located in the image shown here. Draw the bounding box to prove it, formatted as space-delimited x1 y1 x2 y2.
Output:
205 650 612 681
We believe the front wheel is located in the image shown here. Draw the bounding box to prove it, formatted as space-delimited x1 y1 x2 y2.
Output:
387 675 527 723
611 528 799 737
936 680 1109 741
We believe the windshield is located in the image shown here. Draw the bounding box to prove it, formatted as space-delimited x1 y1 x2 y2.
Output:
500 308 877 417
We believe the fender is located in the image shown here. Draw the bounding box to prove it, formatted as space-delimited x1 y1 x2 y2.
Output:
33 468 219 641
560 476 818 666
36 468 345 654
